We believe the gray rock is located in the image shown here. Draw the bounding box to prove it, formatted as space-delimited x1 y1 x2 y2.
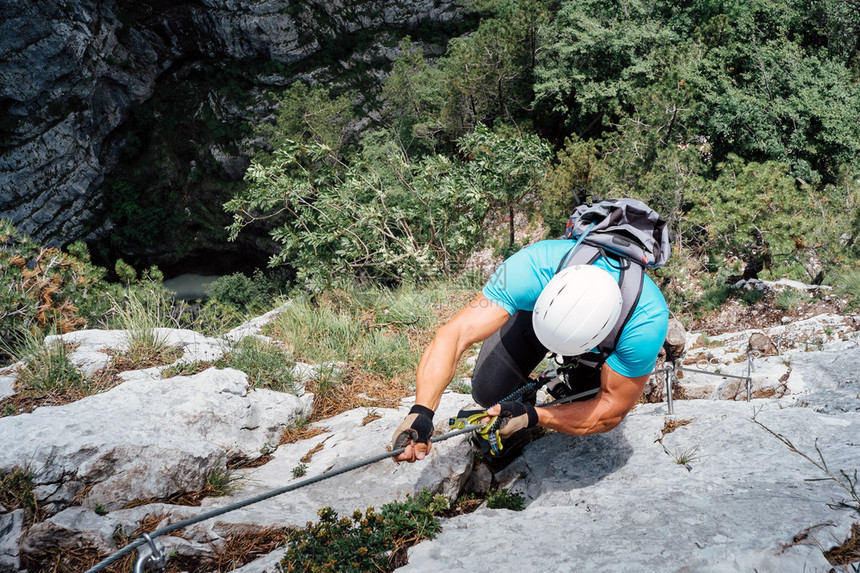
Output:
676 314 859 400
0 367 311 513
184 392 477 536
663 318 687 361
403 399 858 572
230 547 287 573
18 392 477 565
224 304 290 343
0 510 24 573
0 373 15 401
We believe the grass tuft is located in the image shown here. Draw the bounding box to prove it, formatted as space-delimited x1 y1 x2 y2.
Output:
838 269 860 310
204 465 239 498
6 328 85 395
775 288 806 310
673 446 701 466
216 337 296 393
0 466 40 522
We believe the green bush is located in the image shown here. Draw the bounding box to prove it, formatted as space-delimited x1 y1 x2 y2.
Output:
0 221 179 363
740 289 766 306
226 127 550 285
280 490 446 572
207 273 264 311
696 284 732 314
486 488 526 511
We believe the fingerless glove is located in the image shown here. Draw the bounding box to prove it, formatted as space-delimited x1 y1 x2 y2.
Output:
392 404 435 449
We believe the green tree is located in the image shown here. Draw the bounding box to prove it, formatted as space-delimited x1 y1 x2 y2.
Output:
380 37 445 156
254 82 356 161
533 0 676 139
684 156 839 280
457 124 552 248
226 129 551 284
692 39 860 184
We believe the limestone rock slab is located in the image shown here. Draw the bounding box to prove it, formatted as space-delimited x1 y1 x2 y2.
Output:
403 399 859 572
0 367 311 513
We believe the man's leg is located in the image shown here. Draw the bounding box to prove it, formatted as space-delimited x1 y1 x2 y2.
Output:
471 311 548 407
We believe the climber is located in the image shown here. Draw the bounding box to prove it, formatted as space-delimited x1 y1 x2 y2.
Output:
392 199 670 463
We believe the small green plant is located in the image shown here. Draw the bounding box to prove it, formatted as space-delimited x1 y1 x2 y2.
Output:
260 442 275 455
673 446 701 466
486 488 526 511
775 288 805 310
280 490 445 572
740 288 765 305
94 503 108 516
2 403 16 417
292 463 308 478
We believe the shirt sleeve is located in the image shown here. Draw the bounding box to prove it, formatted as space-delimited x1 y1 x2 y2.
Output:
481 242 561 315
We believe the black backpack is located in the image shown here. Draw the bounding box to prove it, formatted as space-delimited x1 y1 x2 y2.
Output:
550 198 670 397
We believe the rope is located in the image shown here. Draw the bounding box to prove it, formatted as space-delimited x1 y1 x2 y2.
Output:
83 425 480 573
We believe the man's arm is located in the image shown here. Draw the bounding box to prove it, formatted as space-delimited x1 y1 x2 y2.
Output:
534 364 647 434
394 293 510 462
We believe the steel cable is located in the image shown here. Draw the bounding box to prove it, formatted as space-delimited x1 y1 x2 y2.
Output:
83 425 480 573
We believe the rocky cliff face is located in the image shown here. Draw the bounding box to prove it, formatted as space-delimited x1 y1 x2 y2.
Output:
0 0 463 250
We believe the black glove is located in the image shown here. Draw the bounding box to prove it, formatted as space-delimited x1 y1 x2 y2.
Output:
392 404 435 450
496 401 539 439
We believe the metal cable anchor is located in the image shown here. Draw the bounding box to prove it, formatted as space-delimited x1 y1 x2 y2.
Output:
134 533 167 573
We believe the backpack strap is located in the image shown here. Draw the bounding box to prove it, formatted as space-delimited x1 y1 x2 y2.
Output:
558 244 644 363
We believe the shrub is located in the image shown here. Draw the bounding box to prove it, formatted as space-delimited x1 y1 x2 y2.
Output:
486 488 526 511
280 490 446 572
739 288 765 306
226 128 550 285
697 284 732 313
207 273 264 311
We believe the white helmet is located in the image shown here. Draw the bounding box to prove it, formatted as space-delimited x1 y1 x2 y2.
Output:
532 265 623 356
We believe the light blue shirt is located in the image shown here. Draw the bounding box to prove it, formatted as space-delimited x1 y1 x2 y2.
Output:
482 240 669 377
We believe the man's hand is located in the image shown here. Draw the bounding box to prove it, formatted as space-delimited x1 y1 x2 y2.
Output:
484 401 538 439
392 405 434 463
